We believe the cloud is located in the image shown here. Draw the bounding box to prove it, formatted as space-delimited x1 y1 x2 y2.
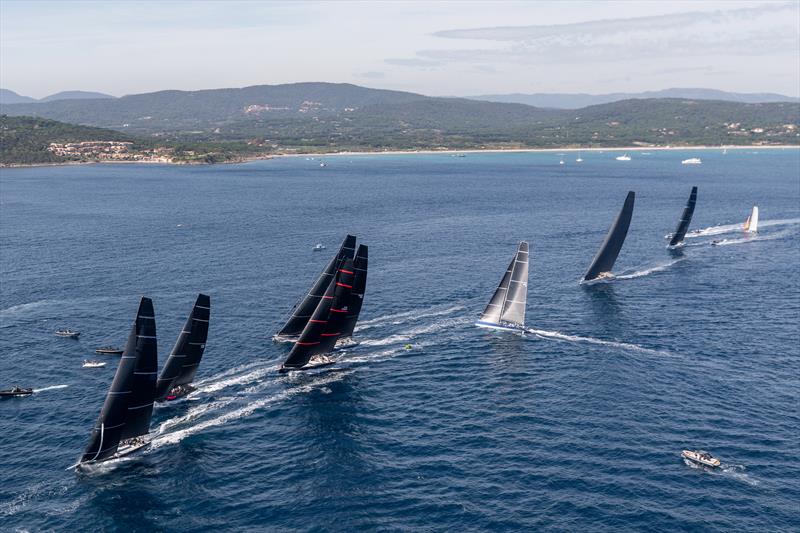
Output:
384 57 442 67
421 3 799 65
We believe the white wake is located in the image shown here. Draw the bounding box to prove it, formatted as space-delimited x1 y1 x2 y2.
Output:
33 384 69 393
526 328 672 357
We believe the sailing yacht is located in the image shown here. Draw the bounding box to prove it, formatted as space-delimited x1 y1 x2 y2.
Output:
279 258 355 372
582 191 635 282
667 186 698 247
476 241 529 332
274 235 357 343
744 206 759 233
336 244 368 347
155 294 210 402
74 297 158 469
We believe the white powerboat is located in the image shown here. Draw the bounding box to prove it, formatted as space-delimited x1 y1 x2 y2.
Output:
56 329 80 338
682 158 702 165
616 154 631 161
682 449 721 468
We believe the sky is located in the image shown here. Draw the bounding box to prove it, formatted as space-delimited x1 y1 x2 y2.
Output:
1 0 798 98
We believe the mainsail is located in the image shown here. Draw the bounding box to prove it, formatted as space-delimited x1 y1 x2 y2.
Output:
744 206 759 233
583 191 635 281
314 258 355 354
275 234 356 339
155 294 210 401
338 244 368 340
280 269 339 371
80 297 156 464
668 186 698 247
477 241 529 329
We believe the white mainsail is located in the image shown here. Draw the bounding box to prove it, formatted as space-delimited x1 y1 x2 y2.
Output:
744 206 759 233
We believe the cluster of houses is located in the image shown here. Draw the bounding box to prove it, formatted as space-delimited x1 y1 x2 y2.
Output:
47 141 174 162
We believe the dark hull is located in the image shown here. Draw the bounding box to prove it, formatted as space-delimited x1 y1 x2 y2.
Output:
95 348 124 355
1 389 33 397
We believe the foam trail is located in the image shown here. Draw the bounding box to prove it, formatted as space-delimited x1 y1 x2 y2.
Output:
687 217 800 239
526 328 671 356
358 317 465 347
33 384 69 393
710 229 793 247
150 370 354 449
615 257 685 280
197 363 277 393
356 305 465 331
0 300 50 318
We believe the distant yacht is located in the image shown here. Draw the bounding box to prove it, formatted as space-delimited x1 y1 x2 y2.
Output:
313 243 326 251
319 162 327 167
55 329 80 338
723 148 728 155
744 206 759 233
576 155 583 162
559 158 565 165
616 154 631 161
681 158 702 165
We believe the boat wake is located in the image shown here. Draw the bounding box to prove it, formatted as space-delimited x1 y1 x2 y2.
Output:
708 229 793 247
33 384 69 393
615 257 686 280
686 217 800 238
356 304 465 331
683 459 760 486
358 317 465 347
0 299 51 318
526 328 672 357
150 369 355 450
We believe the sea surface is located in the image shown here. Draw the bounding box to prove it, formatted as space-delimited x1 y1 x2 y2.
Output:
1 149 799 532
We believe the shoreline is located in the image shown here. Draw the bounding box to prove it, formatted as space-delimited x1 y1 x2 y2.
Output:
2 144 797 169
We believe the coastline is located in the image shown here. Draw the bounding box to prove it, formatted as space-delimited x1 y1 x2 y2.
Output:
2 144 797 169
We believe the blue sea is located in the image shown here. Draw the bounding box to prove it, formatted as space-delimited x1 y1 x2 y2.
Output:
1 149 799 532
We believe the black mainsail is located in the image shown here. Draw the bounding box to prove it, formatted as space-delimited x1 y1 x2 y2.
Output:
338 244 368 341
155 293 210 402
275 234 356 340
476 241 529 331
583 191 635 282
80 297 157 465
668 186 698 247
279 258 354 371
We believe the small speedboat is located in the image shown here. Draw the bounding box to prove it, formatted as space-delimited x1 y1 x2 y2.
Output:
313 243 326 251
682 158 702 165
682 449 721 468
83 360 106 368
95 346 124 355
55 329 80 338
319 162 327 167
616 154 631 161
1 386 33 398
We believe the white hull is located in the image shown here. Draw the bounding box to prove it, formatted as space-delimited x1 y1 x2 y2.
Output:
475 321 524 333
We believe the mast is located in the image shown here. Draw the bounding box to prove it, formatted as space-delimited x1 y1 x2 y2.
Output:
499 241 529 327
280 267 339 371
338 245 367 339
275 234 356 338
118 297 158 441
478 249 516 325
80 297 153 463
155 294 210 401
669 186 698 247
583 191 635 281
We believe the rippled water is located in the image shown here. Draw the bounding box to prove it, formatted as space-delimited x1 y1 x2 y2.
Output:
1 149 799 531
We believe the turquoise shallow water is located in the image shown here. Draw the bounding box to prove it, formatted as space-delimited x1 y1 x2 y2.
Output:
1 149 799 531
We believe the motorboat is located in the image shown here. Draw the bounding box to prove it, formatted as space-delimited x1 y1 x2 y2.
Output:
559 159 565 165
95 346 124 355
83 360 107 368
56 329 80 338
615 154 631 161
313 243 326 251
682 449 721 468
319 162 327 167
0 386 33 398
682 158 702 165
576 156 583 162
